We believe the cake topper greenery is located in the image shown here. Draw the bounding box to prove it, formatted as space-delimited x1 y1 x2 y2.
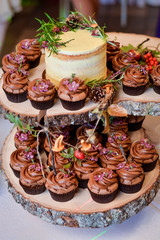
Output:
36 11 108 55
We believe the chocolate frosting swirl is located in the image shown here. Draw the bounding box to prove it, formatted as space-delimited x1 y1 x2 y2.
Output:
10 148 37 171
44 127 70 153
150 65 160 86
74 158 99 180
88 168 118 194
14 130 38 149
116 161 144 185
28 78 56 101
45 171 78 194
20 162 47 187
107 41 121 62
48 152 72 171
109 117 128 133
2 52 29 72
99 146 125 170
76 126 102 144
130 140 159 164
112 53 137 72
123 65 149 87
58 76 88 101
107 130 131 153
3 71 29 93
16 39 41 62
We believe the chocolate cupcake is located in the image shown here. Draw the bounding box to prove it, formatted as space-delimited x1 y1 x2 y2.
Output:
99 146 125 170
116 161 145 193
107 41 121 70
16 39 41 68
112 53 137 72
10 148 37 178
2 52 29 73
128 115 145 131
19 162 47 195
3 70 29 103
130 139 159 172
14 130 38 150
45 170 78 202
109 117 128 133
88 168 119 203
122 65 149 96
150 65 160 94
28 78 56 110
107 130 131 155
76 125 102 145
48 151 73 172
44 126 70 154
74 153 99 189
58 75 88 111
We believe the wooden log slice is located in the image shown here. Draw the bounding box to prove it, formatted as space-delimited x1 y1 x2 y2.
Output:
0 58 115 126
2 127 160 228
0 33 160 126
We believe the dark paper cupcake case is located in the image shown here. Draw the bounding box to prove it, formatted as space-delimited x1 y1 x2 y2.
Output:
4 89 28 103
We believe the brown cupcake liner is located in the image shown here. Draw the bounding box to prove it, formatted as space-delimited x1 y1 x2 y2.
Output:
48 189 77 202
28 53 41 69
30 98 54 110
153 85 160 94
122 84 146 96
142 158 158 172
60 98 86 111
4 89 28 103
19 181 46 195
88 188 118 203
128 118 145 131
119 178 144 194
78 178 89 189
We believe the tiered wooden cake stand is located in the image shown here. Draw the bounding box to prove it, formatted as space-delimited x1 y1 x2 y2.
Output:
1 33 160 228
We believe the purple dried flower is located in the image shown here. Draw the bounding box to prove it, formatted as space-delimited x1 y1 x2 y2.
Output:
117 162 125 170
91 29 99 36
68 81 79 91
21 40 32 49
32 86 37 91
63 79 70 85
18 133 28 142
61 25 70 32
38 82 49 92
52 26 61 33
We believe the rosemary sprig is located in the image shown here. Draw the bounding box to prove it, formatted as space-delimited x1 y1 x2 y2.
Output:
85 65 131 88
6 113 37 136
36 11 108 55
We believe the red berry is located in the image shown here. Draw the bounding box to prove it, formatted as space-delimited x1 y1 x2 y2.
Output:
154 61 158 65
74 150 84 160
149 57 153 61
150 60 154 65
147 52 151 57
153 57 157 61
149 65 153 70
144 54 148 59
146 59 149 63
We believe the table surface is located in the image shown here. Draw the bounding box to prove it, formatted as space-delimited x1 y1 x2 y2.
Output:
0 115 160 240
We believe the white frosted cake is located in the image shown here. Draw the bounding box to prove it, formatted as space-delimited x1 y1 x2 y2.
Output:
45 29 107 86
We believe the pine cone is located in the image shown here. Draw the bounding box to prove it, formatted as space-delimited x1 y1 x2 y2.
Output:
88 86 105 103
66 14 81 28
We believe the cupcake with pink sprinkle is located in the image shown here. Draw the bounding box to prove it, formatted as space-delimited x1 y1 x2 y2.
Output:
58 74 88 110
28 78 56 110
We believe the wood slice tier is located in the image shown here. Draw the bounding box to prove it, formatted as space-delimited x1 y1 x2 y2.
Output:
2 127 160 228
0 57 115 126
0 33 160 126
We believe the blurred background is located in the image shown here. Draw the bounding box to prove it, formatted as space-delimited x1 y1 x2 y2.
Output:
0 0 160 64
